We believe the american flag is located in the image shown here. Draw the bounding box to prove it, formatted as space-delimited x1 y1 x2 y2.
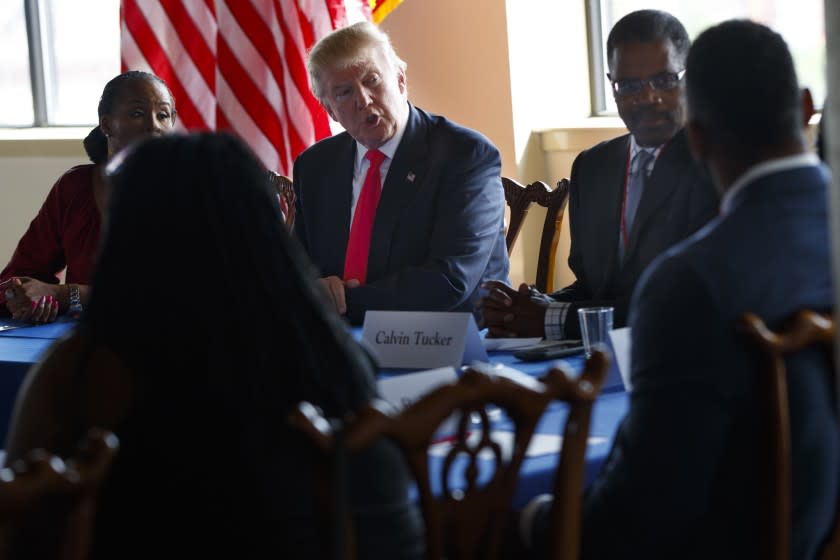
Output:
120 0 376 175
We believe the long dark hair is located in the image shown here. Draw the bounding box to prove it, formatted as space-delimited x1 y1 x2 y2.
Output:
86 132 374 417
81 132 379 557
83 71 176 164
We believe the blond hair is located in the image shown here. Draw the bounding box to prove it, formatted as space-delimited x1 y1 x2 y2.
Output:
308 21 406 102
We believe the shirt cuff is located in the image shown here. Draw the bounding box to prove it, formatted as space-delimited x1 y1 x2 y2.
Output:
544 302 571 340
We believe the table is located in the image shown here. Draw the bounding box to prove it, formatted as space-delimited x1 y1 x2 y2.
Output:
0 319 628 507
0 318 77 442
384 346 627 507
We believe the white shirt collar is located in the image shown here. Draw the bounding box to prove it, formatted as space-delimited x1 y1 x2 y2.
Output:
720 153 821 214
354 101 410 169
629 134 664 158
629 135 664 173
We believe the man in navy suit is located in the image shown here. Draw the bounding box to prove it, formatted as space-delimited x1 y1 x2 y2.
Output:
525 20 838 559
293 21 508 324
482 10 718 339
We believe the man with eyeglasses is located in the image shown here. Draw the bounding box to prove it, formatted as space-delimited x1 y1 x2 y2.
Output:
481 10 718 340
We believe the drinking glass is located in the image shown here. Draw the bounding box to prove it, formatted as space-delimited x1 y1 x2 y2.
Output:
577 307 614 358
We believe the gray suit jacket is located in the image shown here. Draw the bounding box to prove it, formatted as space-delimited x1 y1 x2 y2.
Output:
293 104 509 324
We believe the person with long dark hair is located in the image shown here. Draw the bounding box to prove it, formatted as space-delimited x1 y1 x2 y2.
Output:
3 132 423 559
0 71 176 323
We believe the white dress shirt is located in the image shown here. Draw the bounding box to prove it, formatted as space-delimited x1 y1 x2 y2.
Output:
349 104 410 222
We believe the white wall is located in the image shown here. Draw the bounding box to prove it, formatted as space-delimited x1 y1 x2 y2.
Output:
0 134 88 266
506 0 593 165
379 0 599 287
379 0 517 175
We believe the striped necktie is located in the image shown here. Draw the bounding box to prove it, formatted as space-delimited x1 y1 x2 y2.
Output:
620 149 654 261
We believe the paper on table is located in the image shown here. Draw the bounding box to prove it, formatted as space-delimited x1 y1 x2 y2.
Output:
467 361 543 391
429 430 609 459
0 321 25 333
482 337 542 351
377 367 458 411
377 367 460 437
608 327 632 391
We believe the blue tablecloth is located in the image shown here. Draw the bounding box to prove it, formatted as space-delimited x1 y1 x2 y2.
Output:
423 391 626 507
362 328 626 506
0 320 77 443
0 320 627 505
0 317 77 339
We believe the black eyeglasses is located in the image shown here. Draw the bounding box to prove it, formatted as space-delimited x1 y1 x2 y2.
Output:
609 70 685 98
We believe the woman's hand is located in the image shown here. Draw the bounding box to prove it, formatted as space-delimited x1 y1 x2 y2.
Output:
2 277 61 323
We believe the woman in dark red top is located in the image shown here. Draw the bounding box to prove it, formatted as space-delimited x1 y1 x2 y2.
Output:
1 71 176 322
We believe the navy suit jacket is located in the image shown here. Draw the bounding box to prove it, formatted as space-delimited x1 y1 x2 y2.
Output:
551 130 718 337
293 104 509 324
581 162 839 558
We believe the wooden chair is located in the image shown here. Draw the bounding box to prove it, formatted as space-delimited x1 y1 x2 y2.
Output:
501 177 571 293
267 170 296 229
738 310 836 560
0 428 119 560
291 349 609 560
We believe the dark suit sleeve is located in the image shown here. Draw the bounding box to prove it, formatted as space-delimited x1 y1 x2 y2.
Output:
291 157 309 253
549 150 591 303
687 172 720 234
344 138 504 322
580 254 734 555
542 150 631 338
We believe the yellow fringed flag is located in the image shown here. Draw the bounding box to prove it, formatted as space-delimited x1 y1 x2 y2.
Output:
370 0 404 23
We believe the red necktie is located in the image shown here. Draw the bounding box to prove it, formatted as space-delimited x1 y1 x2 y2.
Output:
344 149 386 284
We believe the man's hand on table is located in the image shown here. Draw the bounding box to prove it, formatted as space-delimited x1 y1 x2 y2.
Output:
1 277 60 323
480 281 548 338
318 276 360 315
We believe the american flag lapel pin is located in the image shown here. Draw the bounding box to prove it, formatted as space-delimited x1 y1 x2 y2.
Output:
406 172 416 182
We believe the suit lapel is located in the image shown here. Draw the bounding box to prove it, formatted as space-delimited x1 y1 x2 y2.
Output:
591 136 630 290
366 105 429 281
625 130 689 259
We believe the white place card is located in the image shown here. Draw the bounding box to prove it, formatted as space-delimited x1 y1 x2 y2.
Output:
362 311 488 369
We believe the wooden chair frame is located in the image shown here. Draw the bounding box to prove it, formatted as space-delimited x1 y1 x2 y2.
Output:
739 310 836 560
0 428 119 560
291 350 609 560
502 178 570 293
267 171 296 229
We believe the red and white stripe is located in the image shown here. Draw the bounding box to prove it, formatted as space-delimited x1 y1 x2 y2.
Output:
121 0 369 174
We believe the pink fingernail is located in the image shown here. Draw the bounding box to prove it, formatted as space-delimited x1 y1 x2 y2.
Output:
31 301 37 309
51 300 59 308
